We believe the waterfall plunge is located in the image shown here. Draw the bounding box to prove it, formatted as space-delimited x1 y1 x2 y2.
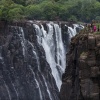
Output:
33 22 80 90
41 23 63 90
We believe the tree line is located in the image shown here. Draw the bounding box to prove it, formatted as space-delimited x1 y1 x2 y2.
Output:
0 0 100 22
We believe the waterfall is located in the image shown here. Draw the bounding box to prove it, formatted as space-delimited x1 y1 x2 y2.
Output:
0 21 83 100
34 23 66 90
54 24 66 72
4 80 12 100
29 65 43 100
18 27 26 56
0 46 2 60
68 24 84 38
33 24 42 45
68 26 76 38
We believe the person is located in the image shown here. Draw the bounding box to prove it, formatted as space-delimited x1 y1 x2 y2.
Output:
90 23 93 29
88 24 91 32
90 22 94 32
93 25 97 32
97 25 100 32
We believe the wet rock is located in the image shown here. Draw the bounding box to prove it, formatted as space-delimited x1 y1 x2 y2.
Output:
60 33 100 100
88 34 95 50
91 67 99 77
0 22 63 100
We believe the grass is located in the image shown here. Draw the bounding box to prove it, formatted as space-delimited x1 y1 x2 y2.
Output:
96 23 100 28
94 32 100 34
80 52 88 60
95 23 100 34
80 52 88 56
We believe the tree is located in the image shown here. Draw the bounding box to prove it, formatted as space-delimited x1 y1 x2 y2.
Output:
8 5 24 21
0 0 14 20
25 5 42 20
68 15 77 22
41 1 59 20
12 0 26 6
95 16 100 20
0 0 100 22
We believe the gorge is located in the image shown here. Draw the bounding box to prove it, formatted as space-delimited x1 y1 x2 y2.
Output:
0 20 86 100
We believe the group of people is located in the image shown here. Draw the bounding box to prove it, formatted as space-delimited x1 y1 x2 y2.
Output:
86 22 100 32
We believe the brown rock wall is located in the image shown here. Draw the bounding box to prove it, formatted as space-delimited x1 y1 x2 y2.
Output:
60 32 100 100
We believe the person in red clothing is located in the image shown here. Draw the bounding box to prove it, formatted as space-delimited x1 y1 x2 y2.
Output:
93 24 97 32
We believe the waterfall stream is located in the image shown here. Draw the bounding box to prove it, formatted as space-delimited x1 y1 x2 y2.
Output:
0 21 84 100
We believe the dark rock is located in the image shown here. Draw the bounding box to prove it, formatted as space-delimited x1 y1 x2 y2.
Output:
0 21 63 100
60 33 100 100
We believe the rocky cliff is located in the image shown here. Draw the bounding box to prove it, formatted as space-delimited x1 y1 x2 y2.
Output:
0 20 84 100
60 31 100 100
0 20 77 100
0 21 60 100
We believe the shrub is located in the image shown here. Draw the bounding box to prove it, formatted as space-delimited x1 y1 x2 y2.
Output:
95 16 100 21
25 5 42 20
8 7 24 21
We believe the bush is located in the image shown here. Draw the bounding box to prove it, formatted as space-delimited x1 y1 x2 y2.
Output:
95 16 100 21
40 1 60 20
8 7 24 21
25 5 42 20
68 15 77 22
59 5 70 21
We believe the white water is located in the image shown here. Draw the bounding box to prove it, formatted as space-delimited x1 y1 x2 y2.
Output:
0 46 2 60
12 83 19 100
41 24 60 90
54 24 66 73
31 23 83 92
42 75 52 100
4 81 12 100
18 27 26 56
68 27 76 38
42 38 61 90
40 23 66 90
28 41 41 71
73 24 84 30
29 65 43 100
68 24 82 38
33 24 42 45
28 40 52 100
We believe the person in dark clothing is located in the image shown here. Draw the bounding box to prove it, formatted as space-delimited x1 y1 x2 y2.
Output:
97 25 100 32
90 23 93 29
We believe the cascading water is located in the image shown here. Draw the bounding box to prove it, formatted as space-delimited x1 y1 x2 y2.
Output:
68 24 84 39
0 21 83 100
19 27 26 57
41 23 65 90
68 26 76 38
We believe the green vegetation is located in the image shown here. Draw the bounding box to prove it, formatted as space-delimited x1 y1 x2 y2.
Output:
94 32 100 34
0 0 100 22
80 52 88 59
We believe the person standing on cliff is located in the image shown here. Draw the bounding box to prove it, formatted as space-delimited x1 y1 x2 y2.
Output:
93 24 97 32
97 25 100 32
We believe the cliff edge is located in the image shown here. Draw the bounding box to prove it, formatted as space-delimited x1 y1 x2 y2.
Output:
60 31 100 100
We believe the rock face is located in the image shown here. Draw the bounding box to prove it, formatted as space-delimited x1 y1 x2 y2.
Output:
0 21 84 100
0 20 78 100
60 32 100 100
0 21 61 100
